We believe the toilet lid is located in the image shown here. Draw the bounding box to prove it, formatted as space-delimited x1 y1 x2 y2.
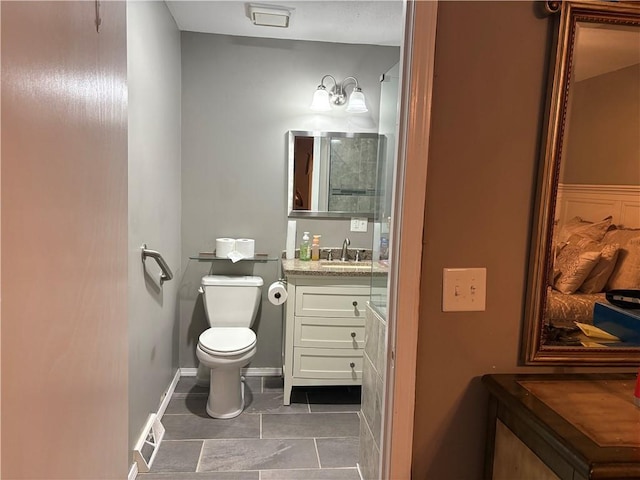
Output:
199 327 256 356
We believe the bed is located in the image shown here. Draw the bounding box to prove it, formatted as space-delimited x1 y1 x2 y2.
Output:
543 184 640 340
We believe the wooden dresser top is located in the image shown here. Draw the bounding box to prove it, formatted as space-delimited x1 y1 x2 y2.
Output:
483 373 640 479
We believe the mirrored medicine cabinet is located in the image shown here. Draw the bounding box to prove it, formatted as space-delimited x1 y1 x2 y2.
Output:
287 130 383 218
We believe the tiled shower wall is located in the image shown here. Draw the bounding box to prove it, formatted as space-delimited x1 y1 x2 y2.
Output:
328 137 380 214
359 305 388 479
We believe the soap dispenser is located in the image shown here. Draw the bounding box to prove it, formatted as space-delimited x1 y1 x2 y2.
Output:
300 232 311 261
311 235 321 261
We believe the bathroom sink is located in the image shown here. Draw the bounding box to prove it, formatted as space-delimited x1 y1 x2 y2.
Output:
318 260 372 270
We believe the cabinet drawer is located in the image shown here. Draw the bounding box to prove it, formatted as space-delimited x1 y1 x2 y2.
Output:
293 347 363 379
295 285 369 318
294 316 365 348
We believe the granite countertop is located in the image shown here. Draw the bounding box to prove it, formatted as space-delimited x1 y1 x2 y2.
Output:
281 258 389 277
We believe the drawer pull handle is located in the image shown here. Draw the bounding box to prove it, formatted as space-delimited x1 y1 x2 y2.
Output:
350 362 356 368
352 301 358 307
350 332 356 338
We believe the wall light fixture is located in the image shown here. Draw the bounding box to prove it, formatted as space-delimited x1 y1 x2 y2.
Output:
310 75 368 113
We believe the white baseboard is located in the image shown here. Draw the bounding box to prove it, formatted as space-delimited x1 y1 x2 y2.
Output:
242 367 282 376
128 462 138 480
180 366 282 377
157 369 181 418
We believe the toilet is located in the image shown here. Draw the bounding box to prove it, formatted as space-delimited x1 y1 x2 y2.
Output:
196 274 263 419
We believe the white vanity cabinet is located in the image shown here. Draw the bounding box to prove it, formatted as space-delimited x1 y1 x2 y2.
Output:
283 276 370 405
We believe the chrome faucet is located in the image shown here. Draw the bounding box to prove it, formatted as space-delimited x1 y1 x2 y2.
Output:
340 238 350 261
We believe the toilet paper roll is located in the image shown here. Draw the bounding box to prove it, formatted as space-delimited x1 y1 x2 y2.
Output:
286 220 296 260
215 238 236 258
235 238 255 258
268 281 288 305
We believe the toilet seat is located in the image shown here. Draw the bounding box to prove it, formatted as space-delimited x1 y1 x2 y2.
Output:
198 327 256 357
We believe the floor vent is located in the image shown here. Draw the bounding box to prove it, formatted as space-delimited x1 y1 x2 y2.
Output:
133 414 165 473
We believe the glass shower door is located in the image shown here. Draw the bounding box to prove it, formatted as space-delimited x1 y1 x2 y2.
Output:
371 62 400 316
359 61 401 480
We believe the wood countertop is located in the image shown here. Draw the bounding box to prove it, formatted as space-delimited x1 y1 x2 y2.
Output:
482 373 640 479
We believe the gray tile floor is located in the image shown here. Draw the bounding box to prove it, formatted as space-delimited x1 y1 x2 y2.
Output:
139 376 362 480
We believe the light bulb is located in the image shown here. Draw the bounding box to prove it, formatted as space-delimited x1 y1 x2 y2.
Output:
310 87 332 112
346 89 368 113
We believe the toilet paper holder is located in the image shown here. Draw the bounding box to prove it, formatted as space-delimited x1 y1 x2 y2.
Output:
273 278 287 300
267 279 289 306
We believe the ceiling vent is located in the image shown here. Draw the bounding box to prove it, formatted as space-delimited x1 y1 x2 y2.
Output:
248 4 292 28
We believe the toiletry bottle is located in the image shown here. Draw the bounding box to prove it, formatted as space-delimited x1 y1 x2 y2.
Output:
380 215 390 260
379 236 389 260
311 235 321 261
300 232 311 261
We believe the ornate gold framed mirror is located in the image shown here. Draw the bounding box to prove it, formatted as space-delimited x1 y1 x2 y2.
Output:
522 0 640 365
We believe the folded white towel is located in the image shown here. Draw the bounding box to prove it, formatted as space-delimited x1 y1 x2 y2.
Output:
227 251 245 263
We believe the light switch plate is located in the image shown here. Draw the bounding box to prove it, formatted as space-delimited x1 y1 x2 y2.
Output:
350 217 368 232
442 268 487 312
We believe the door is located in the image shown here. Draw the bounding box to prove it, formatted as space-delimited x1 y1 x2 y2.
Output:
1 2 129 477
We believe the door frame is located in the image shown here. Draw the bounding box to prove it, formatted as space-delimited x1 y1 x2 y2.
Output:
382 1 438 478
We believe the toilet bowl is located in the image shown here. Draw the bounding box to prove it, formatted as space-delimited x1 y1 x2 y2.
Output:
196 327 257 418
196 275 263 419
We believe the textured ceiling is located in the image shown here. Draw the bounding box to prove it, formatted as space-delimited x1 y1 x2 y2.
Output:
165 0 405 46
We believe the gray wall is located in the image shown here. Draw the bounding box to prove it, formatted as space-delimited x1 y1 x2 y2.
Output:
180 32 400 368
127 0 182 455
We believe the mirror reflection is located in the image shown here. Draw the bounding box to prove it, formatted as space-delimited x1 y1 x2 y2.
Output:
546 20 640 346
287 131 381 217
523 1 640 364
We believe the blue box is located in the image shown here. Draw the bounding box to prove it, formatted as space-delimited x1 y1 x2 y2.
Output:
593 302 640 343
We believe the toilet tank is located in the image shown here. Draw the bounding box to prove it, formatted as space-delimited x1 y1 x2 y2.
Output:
201 275 263 327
